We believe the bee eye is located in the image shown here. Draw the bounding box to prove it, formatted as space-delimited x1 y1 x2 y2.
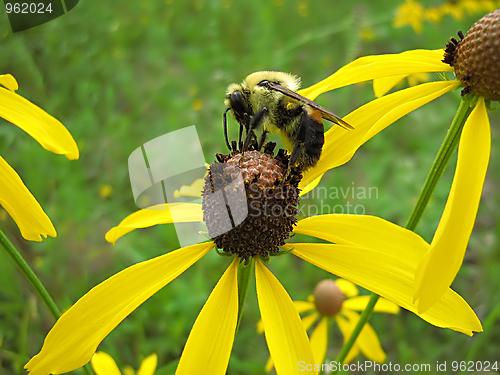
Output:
229 90 250 119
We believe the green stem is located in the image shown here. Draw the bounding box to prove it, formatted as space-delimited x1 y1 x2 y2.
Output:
405 98 474 231
334 293 379 364
236 257 254 332
0 229 60 319
1 230 95 375
333 97 475 369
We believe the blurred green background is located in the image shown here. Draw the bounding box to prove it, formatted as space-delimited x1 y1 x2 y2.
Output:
1 0 499 374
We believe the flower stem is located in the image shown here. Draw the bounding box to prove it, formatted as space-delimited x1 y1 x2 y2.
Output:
333 97 474 369
236 257 254 332
0 229 60 319
1 230 95 375
405 98 474 231
334 293 379 364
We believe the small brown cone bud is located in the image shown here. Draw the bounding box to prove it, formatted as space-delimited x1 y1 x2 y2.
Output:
313 279 345 316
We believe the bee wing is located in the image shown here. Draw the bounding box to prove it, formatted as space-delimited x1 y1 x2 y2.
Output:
265 81 354 130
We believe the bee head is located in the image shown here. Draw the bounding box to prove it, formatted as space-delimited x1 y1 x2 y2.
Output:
225 82 251 126
224 71 301 126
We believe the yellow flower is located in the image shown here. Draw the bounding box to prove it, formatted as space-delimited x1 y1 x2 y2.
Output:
259 279 399 371
393 0 425 33
25 62 482 375
0 74 79 241
91 352 157 375
300 12 497 312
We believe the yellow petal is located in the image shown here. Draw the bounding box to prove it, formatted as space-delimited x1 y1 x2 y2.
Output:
0 156 56 241
300 81 459 190
91 352 122 375
105 203 203 244
25 242 213 375
255 259 316 375
334 314 360 363
291 242 481 335
335 279 359 298
137 354 158 375
259 310 317 335
298 49 451 100
373 75 408 97
393 0 425 33
344 296 400 314
0 84 78 160
342 310 386 363
0 74 19 91
293 300 316 314
414 98 491 313
294 214 427 265
299 175 322 197
310 317 328 365
301 312 319 332
174 178 205 198
265 356 274 373
176 258 238 375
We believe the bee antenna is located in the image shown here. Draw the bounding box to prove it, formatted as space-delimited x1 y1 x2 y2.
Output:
223 108 232 151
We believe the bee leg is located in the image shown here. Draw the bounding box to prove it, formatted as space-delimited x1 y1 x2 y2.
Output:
243 107 268 151
289 144 300 167
257 130 268 150
223 108 232 151
238 122 244 151
283 144 300 180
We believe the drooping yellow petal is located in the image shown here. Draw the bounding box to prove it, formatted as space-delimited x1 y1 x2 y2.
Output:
91 352 122 375
257 297 317 336
335 279 359 298
105 203 203 244
0 74 19 91
299 80 459 190
334 314 360 363
0 156 56 241
176 258 238 375
262 312 319 373
298 49 451 100
310 317 328 365
25 242 213 375
255 259 316 375
0 82 78 160
341 310 386 363
137 354 158 375
291 242 481 335
343 296 400 314
414 98 491 313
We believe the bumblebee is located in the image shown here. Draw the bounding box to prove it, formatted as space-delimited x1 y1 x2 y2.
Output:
223 71 353 172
